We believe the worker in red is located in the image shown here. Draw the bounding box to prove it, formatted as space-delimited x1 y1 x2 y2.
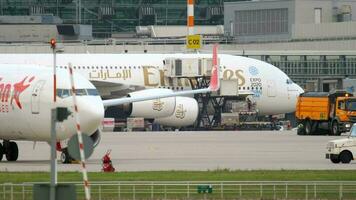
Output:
102 150 115 172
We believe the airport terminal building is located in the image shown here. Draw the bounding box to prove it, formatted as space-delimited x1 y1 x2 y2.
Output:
0 0 355 92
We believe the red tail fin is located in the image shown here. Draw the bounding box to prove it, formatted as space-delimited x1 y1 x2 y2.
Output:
209 44 219 91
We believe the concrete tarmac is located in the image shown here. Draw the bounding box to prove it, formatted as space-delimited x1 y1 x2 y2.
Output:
0 130 355 172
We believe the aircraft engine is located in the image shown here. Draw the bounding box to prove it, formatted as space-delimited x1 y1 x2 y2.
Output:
155 97 198 127
124 89 176 118
90 129 101 147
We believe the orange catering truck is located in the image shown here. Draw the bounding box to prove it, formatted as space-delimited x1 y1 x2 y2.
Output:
296 91 356 135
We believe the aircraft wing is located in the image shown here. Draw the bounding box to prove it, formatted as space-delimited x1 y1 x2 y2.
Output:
102 44 220 107
90 80 122 87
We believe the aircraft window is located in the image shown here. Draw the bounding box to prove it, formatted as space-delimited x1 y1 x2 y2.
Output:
62 89 70 97
243 87 245 90
286 79 293 84
133 66 136 69
239 87 241 90
96 66 99 69
56 89 70 98
56 89 62 97
105 66 108 69
78 66 81 69
87 89 99 96
73 66 76 69
57 88 99 98
75 89 87 96
247 87 250 90
124 66 127 69
260 87 263 90
64 66 67 69
100 66 103 69
138 66 141 69
181 87 183 90
110 66 113 69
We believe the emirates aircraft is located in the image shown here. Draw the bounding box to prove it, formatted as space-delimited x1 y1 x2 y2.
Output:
0 56 218 162
0 50 303 127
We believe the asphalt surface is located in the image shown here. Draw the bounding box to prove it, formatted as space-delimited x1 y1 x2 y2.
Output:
0 130 355 172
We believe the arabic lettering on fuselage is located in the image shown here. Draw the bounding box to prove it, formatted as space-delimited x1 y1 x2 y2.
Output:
89 69 132 80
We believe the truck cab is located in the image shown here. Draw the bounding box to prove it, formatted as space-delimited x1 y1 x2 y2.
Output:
326 123 356 163
296 91 356 135
336 96 356 124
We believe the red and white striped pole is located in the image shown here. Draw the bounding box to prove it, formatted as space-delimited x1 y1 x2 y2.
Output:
68 63 91 200
187 0 194 36
50 38 57 103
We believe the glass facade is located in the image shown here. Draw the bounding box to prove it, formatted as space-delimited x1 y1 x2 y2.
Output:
0 0 241 38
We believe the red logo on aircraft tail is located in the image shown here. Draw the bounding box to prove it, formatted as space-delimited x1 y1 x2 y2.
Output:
0 76 35 111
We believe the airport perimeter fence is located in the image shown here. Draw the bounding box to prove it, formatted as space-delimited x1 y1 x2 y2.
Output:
1 181 356 200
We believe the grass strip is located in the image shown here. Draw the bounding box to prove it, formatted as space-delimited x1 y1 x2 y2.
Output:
0 170 356 183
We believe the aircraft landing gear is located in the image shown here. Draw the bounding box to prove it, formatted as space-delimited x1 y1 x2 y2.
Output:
0 143 3 161
0 140 19 161
60 148 73 164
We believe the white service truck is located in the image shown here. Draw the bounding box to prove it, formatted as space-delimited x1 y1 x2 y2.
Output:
326 123 356 164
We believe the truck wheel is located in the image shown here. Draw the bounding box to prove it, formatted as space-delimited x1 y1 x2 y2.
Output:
305 120 312 135
331 121 340 136
297 128 305 135
340 151 352 164
330 157 340 164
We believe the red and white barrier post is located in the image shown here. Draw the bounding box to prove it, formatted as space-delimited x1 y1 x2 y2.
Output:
68 63 91 200
187 0 194 36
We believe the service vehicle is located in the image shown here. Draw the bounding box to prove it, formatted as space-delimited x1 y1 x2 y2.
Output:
296 91 356 135
326 123 356 163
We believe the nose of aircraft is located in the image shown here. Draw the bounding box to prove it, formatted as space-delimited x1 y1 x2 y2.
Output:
77 97 105 136
295 83 304 94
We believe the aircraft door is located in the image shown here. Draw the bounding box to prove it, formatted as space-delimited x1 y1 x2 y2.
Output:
31 80 46 114
267 80 276 97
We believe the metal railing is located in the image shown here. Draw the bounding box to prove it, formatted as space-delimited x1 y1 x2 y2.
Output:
1 181 356 200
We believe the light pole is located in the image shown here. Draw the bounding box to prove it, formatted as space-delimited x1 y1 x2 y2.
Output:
50 38 57 200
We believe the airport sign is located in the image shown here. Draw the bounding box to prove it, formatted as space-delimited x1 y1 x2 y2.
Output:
186 34 201 49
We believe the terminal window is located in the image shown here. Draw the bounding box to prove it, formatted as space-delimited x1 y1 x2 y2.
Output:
234 8 288 36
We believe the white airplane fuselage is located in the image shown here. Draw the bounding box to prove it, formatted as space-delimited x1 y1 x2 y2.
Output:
0 54 303 115
0 60 219 162
0 65 104 142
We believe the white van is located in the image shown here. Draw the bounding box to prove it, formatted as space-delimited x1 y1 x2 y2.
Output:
326 123 356 164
